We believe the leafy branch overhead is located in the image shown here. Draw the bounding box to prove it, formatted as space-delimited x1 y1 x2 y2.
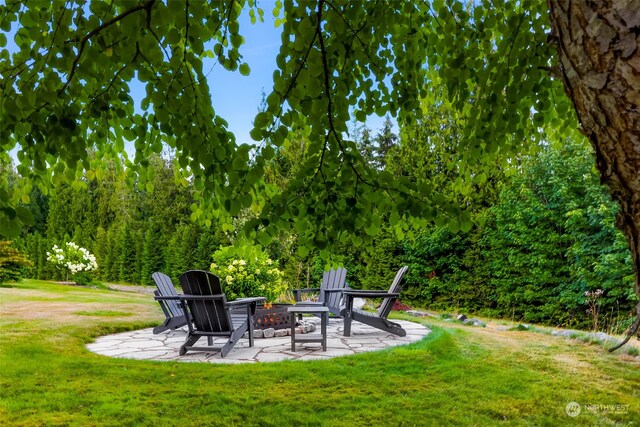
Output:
1 0 565 250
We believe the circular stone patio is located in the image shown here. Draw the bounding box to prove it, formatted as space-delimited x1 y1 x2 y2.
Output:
87 319 430 364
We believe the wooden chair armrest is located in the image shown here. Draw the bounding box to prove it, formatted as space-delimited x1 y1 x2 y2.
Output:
177 294 225 300
227 297 266 306
154 295 182 301
342 291 400 299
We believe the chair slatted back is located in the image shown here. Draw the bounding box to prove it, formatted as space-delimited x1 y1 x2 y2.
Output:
323 267 347 308
377 266 408 318
152 272 183 317
179 270 232 333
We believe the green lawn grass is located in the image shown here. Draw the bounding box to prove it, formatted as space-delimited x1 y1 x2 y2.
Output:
1 280 638 426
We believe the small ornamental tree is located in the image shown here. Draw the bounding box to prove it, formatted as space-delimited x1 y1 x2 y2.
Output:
585 289 604 332
211 245 285 302
47 242 98 283
0 241 32 284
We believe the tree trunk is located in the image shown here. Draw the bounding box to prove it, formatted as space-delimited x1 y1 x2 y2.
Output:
548 0 640 349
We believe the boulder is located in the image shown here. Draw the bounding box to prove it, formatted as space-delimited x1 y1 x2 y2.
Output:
407 310 434 317
464 318 486 327
263 328 275 338
353 298 366 310
594 332 612 341
551 329 574 337
275 329 288 337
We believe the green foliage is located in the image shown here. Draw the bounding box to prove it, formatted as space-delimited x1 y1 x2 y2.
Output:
0 1 574 258
482 140 635 326
93 227 108 279
339 227 405 291
0 155 35 238
21 232 51 279
371 115 398 170
73 271 96 287
140 222 165 286
386 78 509 218
166 223 199 283
117 224 140 284
403 140 635 329
104 226 122 282
403 228 483 310
0 240 32 284
564 200 634 308
211 244 285 302
8 153 232 287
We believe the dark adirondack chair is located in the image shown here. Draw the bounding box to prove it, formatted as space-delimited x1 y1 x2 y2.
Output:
152 272 189 334
341 266 408 337
160 270 265 357
293 267 348 317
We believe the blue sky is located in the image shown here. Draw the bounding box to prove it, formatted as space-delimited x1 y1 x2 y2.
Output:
198 9 284 146
204 6 390 145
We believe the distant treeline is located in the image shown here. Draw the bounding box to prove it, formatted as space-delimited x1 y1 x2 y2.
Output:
10 138 636 331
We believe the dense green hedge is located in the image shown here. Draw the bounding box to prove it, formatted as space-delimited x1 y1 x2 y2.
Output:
401 141 635 331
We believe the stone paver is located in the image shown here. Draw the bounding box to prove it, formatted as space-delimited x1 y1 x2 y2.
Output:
87 318 430 364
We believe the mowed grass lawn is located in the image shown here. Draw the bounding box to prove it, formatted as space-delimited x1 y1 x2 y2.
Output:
0 280 638 426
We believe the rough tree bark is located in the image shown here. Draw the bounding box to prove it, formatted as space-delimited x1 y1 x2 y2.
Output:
548 0 640 350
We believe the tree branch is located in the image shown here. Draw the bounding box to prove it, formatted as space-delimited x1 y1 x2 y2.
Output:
87 46 140 109
59 0 156 95
315 0 442 216
324 0 385 75
608 301 640 352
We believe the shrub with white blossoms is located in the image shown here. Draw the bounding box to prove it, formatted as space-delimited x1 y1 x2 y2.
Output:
211 245 285 302
47 242 98 282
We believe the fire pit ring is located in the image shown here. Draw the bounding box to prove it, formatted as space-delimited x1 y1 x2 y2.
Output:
253 303 293 330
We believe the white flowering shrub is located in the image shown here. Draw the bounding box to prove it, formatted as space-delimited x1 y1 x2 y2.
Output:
211 245 285 302
47 242 98 283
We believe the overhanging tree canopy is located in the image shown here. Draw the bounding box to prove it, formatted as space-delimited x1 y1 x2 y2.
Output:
1 0 638 345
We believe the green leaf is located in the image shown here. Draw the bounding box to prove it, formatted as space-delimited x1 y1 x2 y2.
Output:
254 112 269 128
262 146 275 160
250 128 263 141
257 231 272 246
0 216 20 238
297 245 309 258
15 206 35 226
